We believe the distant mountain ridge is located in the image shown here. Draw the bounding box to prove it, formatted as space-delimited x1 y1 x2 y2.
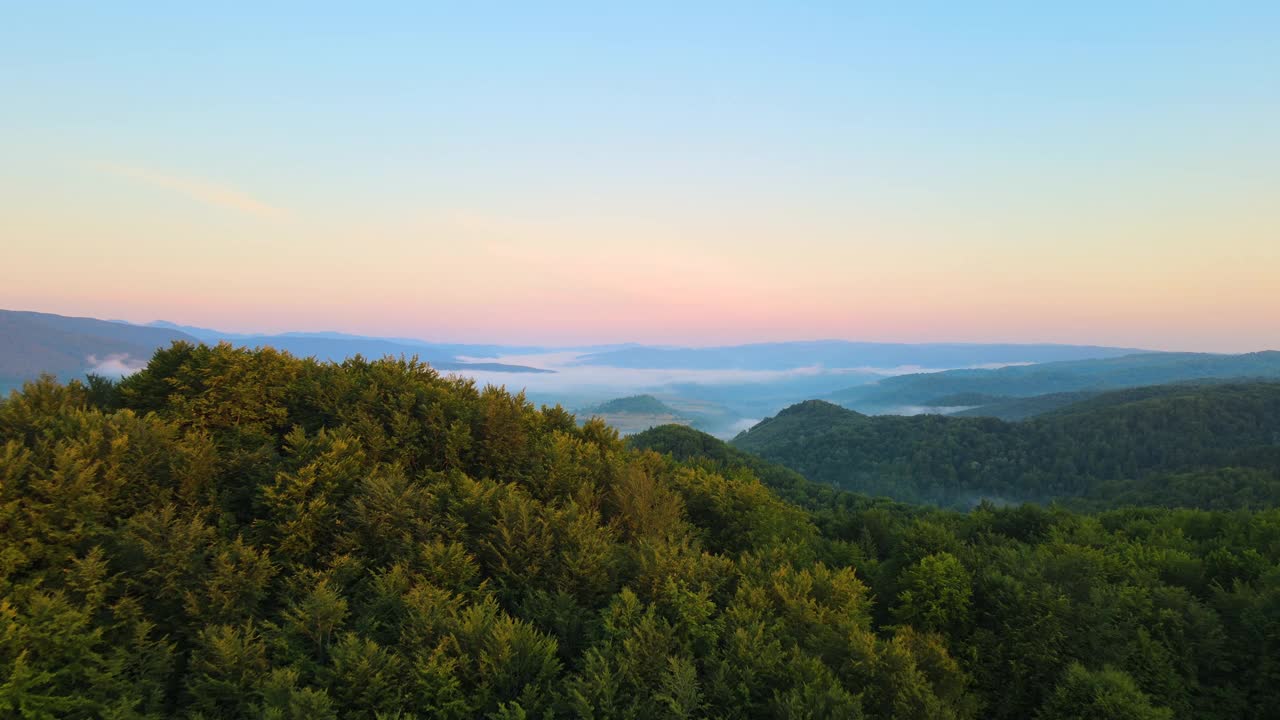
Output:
574 340 1147 370
830 351 1280 414
952 378 1260 421
0 309 552 394
146 320 549 358
0 310 198 393
201 335 552 373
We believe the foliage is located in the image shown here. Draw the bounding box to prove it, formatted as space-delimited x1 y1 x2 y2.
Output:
1 344 1278 717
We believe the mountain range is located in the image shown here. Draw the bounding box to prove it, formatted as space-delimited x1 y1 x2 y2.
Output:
571 340 1145 370
829 351 1280 414
8 308 1280 443
0 309 551 394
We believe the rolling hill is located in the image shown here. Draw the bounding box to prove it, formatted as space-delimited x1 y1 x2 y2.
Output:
582 394 679 415
578 394 688 435
947 391 1103 420
734 382 1280 508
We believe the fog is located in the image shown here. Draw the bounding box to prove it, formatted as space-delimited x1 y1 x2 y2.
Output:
440 352 1022 436
86 353 147 377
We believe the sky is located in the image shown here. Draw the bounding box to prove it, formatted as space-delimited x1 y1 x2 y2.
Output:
2 2 1277 351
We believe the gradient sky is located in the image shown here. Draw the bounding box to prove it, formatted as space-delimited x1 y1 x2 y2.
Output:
2 2 1277 351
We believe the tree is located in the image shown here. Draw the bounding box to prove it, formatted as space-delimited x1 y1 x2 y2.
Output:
894 552 972 634
1037 663 1172 720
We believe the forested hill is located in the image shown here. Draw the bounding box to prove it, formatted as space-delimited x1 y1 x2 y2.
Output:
827 351 1280 414
629 424 929 531
630 424 1280 720
733 383 1280 508
950 390 1103 420
576 394 689 436
583 394 677 416
629 423 835 507
4 342 1280 718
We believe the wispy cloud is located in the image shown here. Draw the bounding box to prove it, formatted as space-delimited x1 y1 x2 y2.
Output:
103 164 287 219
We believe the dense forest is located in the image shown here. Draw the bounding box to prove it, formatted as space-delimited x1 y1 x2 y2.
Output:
2 343 1279 718
949 391 1104 421
733 385 1280 508
633 424 1280 718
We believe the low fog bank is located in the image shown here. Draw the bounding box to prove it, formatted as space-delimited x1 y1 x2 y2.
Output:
86 354 147 377
443 352 1043 437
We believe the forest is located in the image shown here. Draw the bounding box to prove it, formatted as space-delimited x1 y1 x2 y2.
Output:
732 385 1280 509
2 342 1279 718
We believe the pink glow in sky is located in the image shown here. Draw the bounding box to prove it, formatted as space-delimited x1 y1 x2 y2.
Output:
3 5 1278 352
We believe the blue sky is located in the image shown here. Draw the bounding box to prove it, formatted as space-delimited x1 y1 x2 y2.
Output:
3 2 1277 349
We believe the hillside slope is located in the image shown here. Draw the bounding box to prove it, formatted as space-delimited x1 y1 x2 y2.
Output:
952 379 1247 421
949 391 1101 420
0 309 197 391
